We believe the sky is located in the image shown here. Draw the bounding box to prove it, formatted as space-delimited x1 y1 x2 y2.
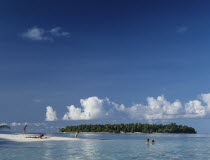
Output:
1 0 210 133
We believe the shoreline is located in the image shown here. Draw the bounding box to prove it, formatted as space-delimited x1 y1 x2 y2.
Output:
0 134 80 142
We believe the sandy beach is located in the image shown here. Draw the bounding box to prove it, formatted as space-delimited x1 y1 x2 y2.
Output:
0 134 80 142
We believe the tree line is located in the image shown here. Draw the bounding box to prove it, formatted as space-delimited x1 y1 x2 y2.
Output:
59 123 196 133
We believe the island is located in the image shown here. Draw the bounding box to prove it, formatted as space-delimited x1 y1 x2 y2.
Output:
59 123 196 134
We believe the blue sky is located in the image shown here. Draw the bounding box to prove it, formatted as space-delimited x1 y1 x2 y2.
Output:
1 0 210 132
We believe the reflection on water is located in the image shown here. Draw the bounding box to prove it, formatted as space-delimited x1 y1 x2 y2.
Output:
80 140 98 159
1 133 210 160
43 142 53 160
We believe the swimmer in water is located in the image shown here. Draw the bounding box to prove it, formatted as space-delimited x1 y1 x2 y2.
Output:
152 140 155 145
146 138 149 144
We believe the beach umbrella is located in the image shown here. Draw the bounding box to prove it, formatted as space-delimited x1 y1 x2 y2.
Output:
0 125 11 129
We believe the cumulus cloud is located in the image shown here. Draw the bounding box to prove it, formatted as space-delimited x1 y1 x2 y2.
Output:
21 26 70 41
183 93 210 118
184 100 206 118
121 96 184 120
63 97 109 120
61 93 210 121
46 106 58 121
121 94 210 120
200 93 210 111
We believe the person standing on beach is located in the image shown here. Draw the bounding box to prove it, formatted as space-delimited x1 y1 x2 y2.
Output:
23 125 28 134
75 132 79 138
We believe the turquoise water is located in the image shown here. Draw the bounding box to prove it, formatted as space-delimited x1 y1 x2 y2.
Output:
1 133 210 160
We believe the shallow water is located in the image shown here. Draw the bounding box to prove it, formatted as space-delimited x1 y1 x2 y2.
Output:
1 133 210 160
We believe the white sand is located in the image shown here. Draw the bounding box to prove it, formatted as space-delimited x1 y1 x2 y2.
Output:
0 134 80 142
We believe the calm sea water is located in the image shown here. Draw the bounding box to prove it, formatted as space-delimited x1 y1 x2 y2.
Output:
1 132 210 160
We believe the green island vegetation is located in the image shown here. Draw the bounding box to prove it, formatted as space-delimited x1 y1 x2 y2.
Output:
59 123 196 134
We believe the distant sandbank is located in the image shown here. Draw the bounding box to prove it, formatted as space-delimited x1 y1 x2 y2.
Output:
0 134 80 142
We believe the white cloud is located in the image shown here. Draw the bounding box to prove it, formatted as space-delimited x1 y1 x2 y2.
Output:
21 26 70 41
49 27 70 37
114 96 183 120
129 96 183 120
183 93 210 118
46 106 58 121
63 105 83 120
121 94 210 120
22 26 50 41
200 93 210 111
184 100 206 118
61 93 210 121
63 97 108 120
62 96 184 121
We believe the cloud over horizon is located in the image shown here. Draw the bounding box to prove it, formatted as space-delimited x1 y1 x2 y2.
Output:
59 93 210 121
46 106 58 121
21 26 70 41
63 97 109 120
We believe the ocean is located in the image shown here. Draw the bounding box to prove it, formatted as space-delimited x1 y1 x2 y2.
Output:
0 132 210 160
